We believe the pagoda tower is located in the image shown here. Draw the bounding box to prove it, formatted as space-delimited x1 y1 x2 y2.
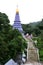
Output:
13 7 23 33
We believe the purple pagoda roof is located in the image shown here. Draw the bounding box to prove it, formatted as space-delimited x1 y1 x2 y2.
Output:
13 8 23 33
15 13 20 21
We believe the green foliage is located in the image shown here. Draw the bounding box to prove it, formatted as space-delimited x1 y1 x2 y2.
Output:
22 19 43 36
0 12 27 64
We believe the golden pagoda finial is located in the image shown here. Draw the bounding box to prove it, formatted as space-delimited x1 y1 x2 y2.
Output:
16 5 19 13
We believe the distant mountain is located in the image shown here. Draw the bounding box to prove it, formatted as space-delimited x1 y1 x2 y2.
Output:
29 22 40 28
22 19 43 36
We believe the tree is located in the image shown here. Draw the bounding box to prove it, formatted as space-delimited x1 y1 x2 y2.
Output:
8 29 27 61
0 12 27 64
0 12 11 64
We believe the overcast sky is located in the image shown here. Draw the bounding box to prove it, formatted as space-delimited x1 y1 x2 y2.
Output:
0 0 43 25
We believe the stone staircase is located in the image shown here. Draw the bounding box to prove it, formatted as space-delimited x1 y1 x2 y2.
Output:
24 61 43 65
27 41 39 61
22 34 43 65
22 34 39 62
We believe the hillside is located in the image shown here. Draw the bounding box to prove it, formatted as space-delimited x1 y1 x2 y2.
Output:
22 19 43 61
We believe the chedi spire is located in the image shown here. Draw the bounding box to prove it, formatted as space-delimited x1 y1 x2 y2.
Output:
13 7 23 33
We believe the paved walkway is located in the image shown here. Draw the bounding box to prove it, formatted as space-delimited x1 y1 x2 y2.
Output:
23 35 43 65
24 61 43 65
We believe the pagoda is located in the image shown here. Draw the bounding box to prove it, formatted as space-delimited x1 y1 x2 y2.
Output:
13 7 23 33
